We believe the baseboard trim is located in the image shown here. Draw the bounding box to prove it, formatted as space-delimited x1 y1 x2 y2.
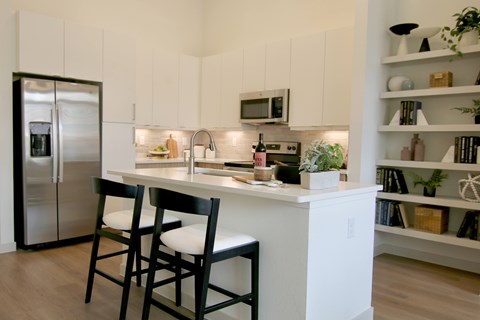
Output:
375 243 480 274
0 242 17 254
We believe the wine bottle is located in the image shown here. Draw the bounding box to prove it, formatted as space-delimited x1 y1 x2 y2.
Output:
254 133 266 167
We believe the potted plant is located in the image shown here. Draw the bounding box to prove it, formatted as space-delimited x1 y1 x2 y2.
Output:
407 169 448 197
452 98 480 124
441 6 480 57
298 140 344 189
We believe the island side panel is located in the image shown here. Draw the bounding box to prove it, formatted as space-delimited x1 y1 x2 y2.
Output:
306 193 376 320
123 177 311 320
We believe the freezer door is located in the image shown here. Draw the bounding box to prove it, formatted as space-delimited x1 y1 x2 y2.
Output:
55 81 100 240
21 78 58 245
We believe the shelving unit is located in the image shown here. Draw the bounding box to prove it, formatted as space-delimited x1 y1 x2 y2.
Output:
376 44 480 259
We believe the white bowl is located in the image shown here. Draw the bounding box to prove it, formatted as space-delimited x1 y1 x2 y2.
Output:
410 27 441 39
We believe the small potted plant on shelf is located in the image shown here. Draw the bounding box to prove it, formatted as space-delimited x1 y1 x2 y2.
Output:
298 140 344 189
440 6 480 58
452 98 480 124
407 169 448 197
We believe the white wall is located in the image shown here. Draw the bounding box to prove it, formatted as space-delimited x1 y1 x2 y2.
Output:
202 0 356 55
11 0 205 55
0 0 15 253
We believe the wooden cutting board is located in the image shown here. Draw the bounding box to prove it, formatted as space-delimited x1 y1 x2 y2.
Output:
232 175 283 187
166 134 178 158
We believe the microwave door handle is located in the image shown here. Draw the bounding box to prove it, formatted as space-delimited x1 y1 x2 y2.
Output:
268 97 273 119
51 106 58 183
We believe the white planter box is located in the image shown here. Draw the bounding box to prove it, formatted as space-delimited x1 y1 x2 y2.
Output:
300 170 340 189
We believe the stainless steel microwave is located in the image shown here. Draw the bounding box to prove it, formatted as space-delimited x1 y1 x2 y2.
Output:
240 89 289 124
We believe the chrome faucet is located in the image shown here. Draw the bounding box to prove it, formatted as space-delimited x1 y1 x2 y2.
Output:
188 129 217 174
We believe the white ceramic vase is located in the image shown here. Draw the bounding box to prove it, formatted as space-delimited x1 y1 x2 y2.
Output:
459 30 479 47
300 170 340 190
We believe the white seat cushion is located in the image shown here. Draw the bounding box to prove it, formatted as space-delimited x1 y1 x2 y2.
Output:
103 209 180 231
160 224 256 255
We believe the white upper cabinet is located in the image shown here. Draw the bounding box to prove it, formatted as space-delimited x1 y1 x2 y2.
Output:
265 39 291 90
103 30 136 123
152 50 180 128
200 54 222 128
322 26 353 127
17 11 103 82
200 50 243 129
220 49 243 128
178 54 201 129
242 44 266 92
17 10 64 77
135 44 154 126
289 32 326 127
64 21 103 81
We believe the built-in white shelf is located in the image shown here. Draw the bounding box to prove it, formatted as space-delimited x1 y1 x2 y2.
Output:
376 159 480 171
376 191 480 211
381 44 480 65
378 124 480 132
380 85 480 99
375 224 480 250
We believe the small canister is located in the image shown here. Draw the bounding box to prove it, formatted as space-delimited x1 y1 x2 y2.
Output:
254 166 273 181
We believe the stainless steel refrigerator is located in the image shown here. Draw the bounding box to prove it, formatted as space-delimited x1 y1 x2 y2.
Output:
13 77 101 248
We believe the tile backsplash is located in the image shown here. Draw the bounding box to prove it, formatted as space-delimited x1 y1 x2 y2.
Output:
136 126 349 162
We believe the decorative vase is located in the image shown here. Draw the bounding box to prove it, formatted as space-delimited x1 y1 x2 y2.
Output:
300 170 340 190
458 30 479 47
414 139 425 161
388 76 410 91
423 187 436 197
400 146 411 160
410 133 420 160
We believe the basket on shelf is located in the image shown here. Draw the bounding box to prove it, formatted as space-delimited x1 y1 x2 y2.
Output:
458 173 480 202
429 71 452 88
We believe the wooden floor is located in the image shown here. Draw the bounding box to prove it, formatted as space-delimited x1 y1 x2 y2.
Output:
0 239 479 320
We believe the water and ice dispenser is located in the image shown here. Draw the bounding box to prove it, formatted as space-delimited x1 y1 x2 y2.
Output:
30 122 51 157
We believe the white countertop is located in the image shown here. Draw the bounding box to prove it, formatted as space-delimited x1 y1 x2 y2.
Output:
109 167 380 203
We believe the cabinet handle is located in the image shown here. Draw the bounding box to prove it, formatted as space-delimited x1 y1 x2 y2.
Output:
132 103 136 122
132 127 136 145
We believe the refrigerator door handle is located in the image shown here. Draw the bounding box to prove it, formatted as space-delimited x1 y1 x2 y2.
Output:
57 103 64 183
51 106 58 183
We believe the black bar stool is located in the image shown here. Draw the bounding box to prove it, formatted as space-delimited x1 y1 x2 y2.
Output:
85 177 182 320
142 187 259 320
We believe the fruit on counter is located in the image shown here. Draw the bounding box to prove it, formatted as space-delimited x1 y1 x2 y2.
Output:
154 144 168 152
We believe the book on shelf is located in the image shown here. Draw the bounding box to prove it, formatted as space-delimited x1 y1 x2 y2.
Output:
397 202 409 228
456 211 480 240
375 199 406 228
454 136 479 164
399 100 422 125
376 168 409 194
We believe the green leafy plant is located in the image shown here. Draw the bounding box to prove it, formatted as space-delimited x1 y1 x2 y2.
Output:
441 6 480 57
452 98 480 117
407 169 448 193
299 140 344 173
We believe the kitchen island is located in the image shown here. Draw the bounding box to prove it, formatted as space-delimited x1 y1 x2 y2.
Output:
109 167 381 320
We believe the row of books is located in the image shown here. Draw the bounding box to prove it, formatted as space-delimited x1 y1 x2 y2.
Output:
454 136 479 164
375 168 409 194
399 100 422 125
375 200 409 228
457 211 480 241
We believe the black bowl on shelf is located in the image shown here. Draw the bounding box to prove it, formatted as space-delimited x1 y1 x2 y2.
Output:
274 165 301 184
389 23 419 35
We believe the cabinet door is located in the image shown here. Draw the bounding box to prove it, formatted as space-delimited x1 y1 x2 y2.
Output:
135 45 153 126
103 30 136 123
200 54 222 129
178 54 200 129
64 21 103 82
220 49 243 129
242 43 266 92
323 26 353 126
153 50 179 128
289 32 326 127
17 11 64 77
265 39 291 90
101 122 135 182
